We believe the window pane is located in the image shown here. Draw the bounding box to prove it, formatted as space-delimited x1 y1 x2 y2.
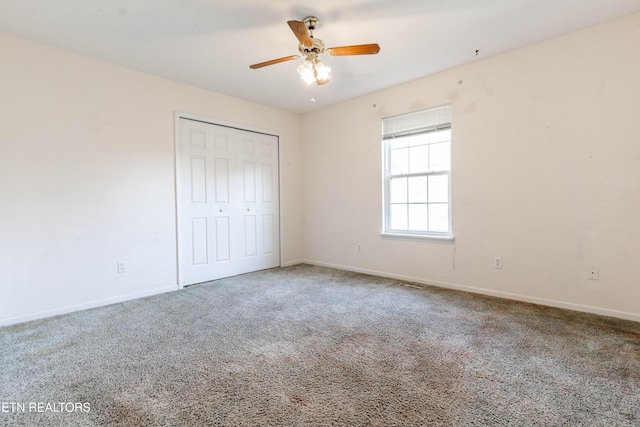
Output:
389 177 407 203
408 176 428 203
428 174 449 203
429 142 450 172
429 129 451 144
428 204 449 232
408 133 429 147
389 137 409 150
390 204 408 230
409 204 429 231
409 145 429 173
390 147 409 175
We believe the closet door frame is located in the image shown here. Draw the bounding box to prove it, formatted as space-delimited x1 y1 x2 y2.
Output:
174 111 282 288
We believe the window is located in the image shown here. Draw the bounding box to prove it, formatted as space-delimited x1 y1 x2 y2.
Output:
382 105 452 241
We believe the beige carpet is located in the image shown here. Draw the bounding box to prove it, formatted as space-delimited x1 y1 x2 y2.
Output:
1 264 639 426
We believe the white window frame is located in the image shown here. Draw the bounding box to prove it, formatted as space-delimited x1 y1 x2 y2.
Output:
381 105 453 243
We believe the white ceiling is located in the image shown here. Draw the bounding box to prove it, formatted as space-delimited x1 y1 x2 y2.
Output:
1 0 640 114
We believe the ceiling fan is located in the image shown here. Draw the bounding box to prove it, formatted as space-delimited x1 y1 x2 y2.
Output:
249 16 380 86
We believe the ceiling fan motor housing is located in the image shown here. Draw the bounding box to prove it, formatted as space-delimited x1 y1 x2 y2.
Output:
299 38 325 57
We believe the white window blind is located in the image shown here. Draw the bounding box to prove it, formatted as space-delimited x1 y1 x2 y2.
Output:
383 105 451 139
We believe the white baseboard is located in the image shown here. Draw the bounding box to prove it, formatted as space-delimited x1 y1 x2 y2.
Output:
1 285 178 327
4 263 637 326
302 259 640 323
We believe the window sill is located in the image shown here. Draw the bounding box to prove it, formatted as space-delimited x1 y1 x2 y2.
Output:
381 232 455 244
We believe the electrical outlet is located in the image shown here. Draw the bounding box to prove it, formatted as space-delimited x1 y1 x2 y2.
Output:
117 261 127 274
588 266 599 280
357 243 362 253
494 256 503 269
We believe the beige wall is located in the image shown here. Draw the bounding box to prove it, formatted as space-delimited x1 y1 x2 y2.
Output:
301 13 640 320
0 33 303 324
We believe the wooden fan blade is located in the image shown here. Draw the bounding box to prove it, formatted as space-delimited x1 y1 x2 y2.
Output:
249 55 299 69
328 44 381 56
287 20 313 47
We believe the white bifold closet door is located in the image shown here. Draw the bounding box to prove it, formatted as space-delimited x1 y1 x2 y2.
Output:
177 118 280 286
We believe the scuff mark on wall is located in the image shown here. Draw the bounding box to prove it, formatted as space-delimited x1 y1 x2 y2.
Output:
464 102 477 114
447 91 460 102
477 74 494 97
409 100 428 111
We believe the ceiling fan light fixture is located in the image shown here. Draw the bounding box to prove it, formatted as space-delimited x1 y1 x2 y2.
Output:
315 61 331 81
296 58 331 85
297 60 316 84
